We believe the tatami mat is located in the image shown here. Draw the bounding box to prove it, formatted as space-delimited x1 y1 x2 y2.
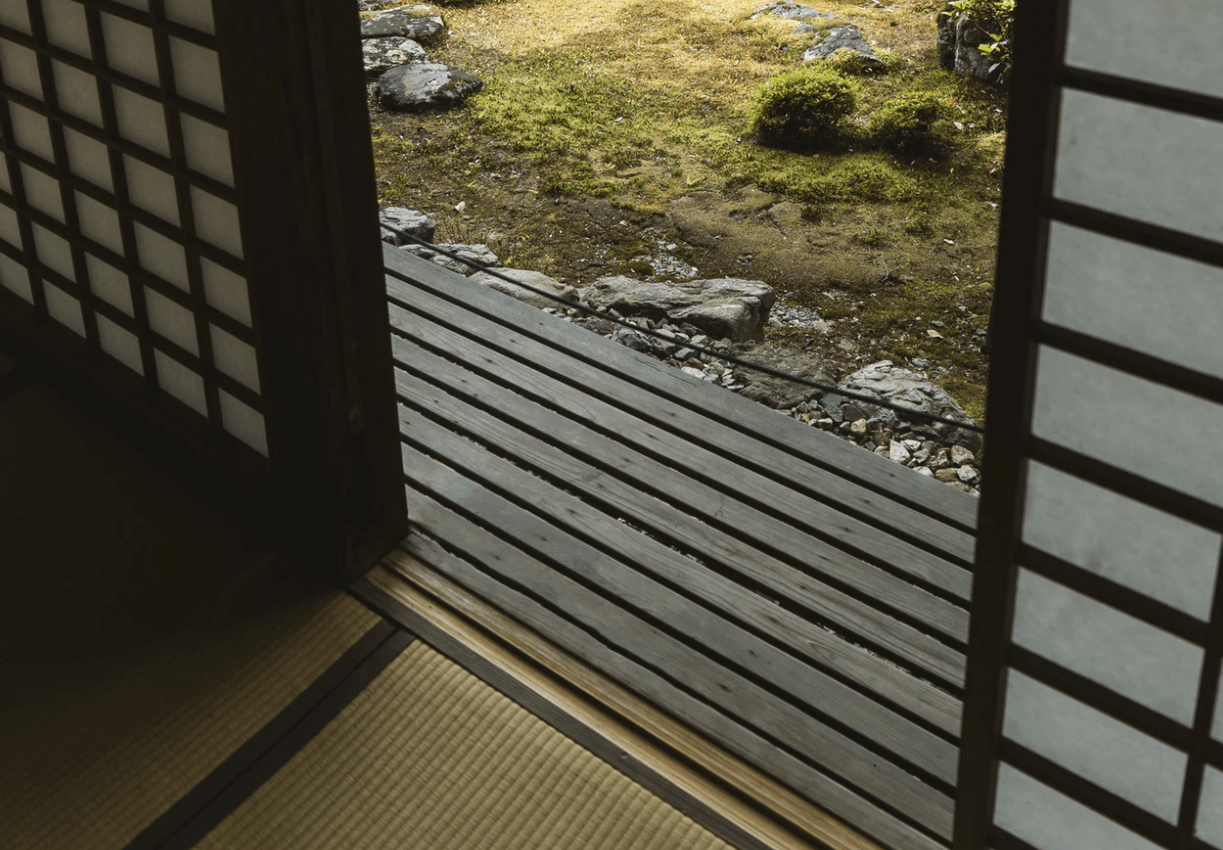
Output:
0 591 381 850
196 639 737 850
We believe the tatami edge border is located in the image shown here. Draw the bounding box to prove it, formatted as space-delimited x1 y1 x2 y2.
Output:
347 576 782 850
126 619 412 850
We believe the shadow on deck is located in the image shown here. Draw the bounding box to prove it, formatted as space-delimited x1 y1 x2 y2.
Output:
368 243 980 850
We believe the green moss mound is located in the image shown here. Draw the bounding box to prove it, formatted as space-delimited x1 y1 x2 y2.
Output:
866 92 946 157
749 66 859 151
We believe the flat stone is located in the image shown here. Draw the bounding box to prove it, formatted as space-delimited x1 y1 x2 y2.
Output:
732 344 838 410
362 36 428 77
579 276 777 343
888 441 911 464
934 468 961 483
949 445 976 466
361 7 447 47
375 63 483 112
903 439 922 451
957 465 981 484
837 361 982 452
468 268 577 310
401 242 499 276
803 24 879 63
379 206 435 246
749 1 836 21
915 466 935 478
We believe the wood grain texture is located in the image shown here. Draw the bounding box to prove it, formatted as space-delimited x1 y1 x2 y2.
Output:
398 403 959 783
358 561 885 850
399 456 956 840
374 530 950 850
383 245 978 537
393 363 962 733
387 288 973 600
389 304 972 627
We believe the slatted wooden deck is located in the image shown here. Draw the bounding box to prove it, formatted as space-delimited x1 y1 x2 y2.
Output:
380 243 980 850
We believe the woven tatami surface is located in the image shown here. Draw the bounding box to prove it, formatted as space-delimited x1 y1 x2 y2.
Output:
197 639 737 850
0 591 380 850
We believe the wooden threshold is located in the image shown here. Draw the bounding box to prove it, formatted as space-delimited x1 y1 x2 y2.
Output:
354 556 888 850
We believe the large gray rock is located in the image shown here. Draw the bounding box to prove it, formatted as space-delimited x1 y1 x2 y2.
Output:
379 207 435 246
402 242 500 276
837 361 981 451
579 276 776 343
734 344 839 410
749 1 835 33
362 37 428 77
469 268 577 310
803 24 878 63
936 2 1005 87
360 7 447 47
375 63 483 112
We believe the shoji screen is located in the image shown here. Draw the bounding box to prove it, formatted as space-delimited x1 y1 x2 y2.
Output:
955 2 1223 849
0 0 406 581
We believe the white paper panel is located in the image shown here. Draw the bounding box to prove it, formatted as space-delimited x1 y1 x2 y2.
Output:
1200 766 1223 848
42 0 91 57
1022 460 1221 620
133 221 188 290
1203 768 1223 846
100 13 159 86
200 257 250 326
164 0 215 35
1054 89 1223 244
154 348 206 416
85 253 132 316
75 192 123 254
0 3 32 34
191 187 242 258
1003 670 1187 822
97 312 143 375
8 102 53 160
995 763 1163 850
51 61 103 128
123 154 178 226
112 85 170 156
1012 568 1204 726
62 128 113 191
1043 221 1223 380
209 324 259 393
0 41 42 97
144 286 197 355
21 164 65 222
1032 346 1223 508
0 203 20 248
0 251 33 303
219 390 268 456
43 282 85 338
1065 0 1223 100
31 223 74 280
1216 692 1223 743
180 113 233 186
169 38 224 112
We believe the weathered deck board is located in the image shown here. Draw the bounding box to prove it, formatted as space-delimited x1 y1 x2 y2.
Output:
387 286 974 603
398 403 959 783
389 302 972 632
383 244 975 850
393 361 962 734
397 484 954 848
383 245 978 538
